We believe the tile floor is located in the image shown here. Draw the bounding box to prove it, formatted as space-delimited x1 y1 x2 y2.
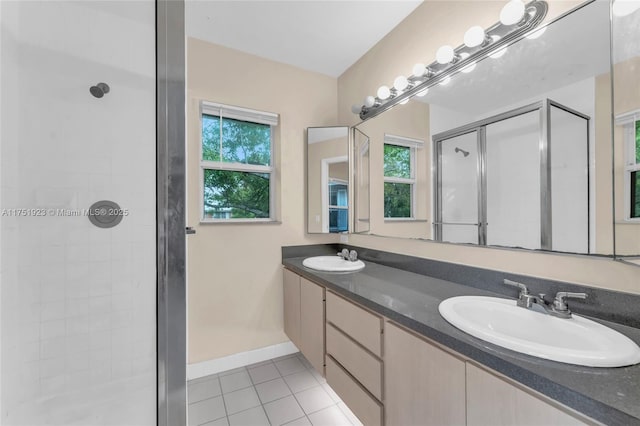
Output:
187 352 363 426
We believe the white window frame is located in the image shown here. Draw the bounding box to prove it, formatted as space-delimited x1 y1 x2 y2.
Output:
615 110 640 222
383 134 424 220
199 101 279 223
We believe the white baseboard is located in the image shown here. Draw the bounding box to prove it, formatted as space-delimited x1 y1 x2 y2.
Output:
187 341 299 380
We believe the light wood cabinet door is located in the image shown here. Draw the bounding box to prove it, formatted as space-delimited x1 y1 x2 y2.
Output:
385 322 466 426
466 363 591 426
283 268 301 348
299 277 325 374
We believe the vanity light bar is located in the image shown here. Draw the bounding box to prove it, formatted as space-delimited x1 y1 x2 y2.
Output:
355 0 548 121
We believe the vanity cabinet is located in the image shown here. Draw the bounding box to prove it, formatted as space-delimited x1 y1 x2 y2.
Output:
283 266 598 426
325 291 384 426
282 268 325 374
466 363 590 426
283 269 301 348
384 322 466 426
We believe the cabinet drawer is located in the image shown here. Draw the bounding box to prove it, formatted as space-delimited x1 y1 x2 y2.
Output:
326 356 383 426
326 323 382 400
326 291 382 356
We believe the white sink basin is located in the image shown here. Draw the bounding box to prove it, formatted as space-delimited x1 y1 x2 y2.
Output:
302 256 365 272
439 296 640 367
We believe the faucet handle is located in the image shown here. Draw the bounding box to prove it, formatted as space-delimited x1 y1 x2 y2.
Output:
348 250 358 262
553 291 588 312
503 279 530 295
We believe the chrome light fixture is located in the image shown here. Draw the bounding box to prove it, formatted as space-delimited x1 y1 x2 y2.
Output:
353 0 548 121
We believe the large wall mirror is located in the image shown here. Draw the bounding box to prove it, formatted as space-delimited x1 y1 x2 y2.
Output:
353 0 615 256
612 2 640 265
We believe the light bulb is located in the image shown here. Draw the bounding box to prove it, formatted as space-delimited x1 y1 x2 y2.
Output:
393 75 409 91
364 96 376 108
490 46 508 59
377 85 391 100
613 0 640 16
436 45 455 64
439 77 451 86
526 26 547 40
351 104 361 114
399 98 409 105
461 62 477 73
416 88 429 97
500 0 525 26
412 63 427 77
464 26 486 48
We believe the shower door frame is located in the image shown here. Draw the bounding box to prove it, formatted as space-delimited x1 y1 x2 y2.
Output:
433 99 590 251
157 0 187 425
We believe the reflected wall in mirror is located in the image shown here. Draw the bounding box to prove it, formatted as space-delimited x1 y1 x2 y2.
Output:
354 0 613 255
354 128 371 234
612 2 640 262
355 101 430 239
307 127 349 233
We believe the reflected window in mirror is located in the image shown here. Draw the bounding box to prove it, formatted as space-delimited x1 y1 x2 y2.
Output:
617 112 640 222
329 180 348 232
628 120 640 219
383 135 423 219
200 101 278 222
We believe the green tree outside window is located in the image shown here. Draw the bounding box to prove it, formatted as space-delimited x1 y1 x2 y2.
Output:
383 143 413 218
202 114 272 219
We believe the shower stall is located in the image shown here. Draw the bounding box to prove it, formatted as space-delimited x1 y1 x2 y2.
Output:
1 1 185 425
434 99 590 253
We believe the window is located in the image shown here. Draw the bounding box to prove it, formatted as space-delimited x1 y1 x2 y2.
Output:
629 120 640 219
383 135 423 218
200 102 278 222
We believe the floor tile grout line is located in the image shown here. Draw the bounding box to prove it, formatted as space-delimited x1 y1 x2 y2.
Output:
187 393 223 407
219 387 230 422
221 383 273 423
189 353 357 426
258 395 274 426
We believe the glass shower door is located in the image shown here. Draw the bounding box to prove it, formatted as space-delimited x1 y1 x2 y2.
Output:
1 1 157 424
485 110 541 250
436 131 481 244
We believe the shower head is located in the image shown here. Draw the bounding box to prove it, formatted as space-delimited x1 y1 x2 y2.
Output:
454 147 470 157
90 82 110 98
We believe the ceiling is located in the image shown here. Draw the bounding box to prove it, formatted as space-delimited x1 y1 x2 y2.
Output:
185 0 422 77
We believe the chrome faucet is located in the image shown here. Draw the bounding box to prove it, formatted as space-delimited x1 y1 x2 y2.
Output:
503 279 587 319
337 249 358 262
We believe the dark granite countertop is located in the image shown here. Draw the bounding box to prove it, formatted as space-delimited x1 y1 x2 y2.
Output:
283 256 640 426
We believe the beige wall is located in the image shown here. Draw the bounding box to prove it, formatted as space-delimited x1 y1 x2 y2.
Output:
613 56 640 255
339 0 640 294
187 38 338 363
595 74 615 254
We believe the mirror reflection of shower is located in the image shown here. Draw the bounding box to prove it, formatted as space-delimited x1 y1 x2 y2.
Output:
454 147 470 157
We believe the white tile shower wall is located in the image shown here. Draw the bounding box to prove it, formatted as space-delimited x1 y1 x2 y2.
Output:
0 1 156 424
